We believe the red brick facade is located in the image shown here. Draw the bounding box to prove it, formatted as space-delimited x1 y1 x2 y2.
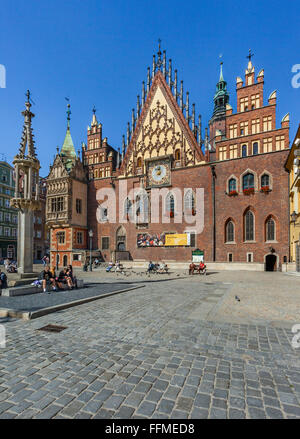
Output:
47 54 291 271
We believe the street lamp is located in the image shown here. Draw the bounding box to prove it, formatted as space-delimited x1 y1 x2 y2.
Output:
89 229 93 271
291 210 298 224
56 231 59 272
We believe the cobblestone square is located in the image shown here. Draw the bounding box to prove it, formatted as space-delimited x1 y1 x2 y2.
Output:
1 269 300 419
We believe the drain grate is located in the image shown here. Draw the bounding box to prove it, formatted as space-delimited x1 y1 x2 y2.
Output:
37 324 67 333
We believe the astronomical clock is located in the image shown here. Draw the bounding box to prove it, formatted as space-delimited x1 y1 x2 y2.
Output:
146 156 171 188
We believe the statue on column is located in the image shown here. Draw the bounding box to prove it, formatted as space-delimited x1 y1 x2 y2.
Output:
10 91 41 276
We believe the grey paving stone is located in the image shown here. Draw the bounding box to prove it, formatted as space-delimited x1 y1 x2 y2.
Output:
157 398 175 415
282 404 300 416
248 407 266 419
114 405 135 419
35 404 62 419
190 408 209 419
228 408 246 419
137 401 156 417
102 395 125 410
194 393 211 409
209 408 227 419
265 407 284 419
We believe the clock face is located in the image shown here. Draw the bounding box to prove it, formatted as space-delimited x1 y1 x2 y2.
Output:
147 159 171 187
151 164 167 182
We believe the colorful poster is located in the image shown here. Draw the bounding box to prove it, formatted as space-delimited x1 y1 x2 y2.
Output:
137 233 165 247
137 233 190 247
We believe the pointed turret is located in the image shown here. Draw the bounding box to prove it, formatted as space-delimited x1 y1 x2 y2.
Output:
60 100 77 171
212 62 229 117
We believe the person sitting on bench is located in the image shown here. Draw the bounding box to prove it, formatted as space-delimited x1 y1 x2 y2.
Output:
41 266 57 293
67 265 77 288
147 261 155 273
57 267 73 290
0 269 8 289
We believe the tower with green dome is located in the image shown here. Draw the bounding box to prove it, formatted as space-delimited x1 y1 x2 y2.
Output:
208 62 230 153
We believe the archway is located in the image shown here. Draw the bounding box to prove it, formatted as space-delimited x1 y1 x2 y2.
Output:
116 226 126 251
265 254 277 271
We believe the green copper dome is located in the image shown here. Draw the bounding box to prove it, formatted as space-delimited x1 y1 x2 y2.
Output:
213 63 229 117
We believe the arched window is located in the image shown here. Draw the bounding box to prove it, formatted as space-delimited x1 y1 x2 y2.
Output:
226 220 235 242
228 178 237 193
184 190 195 213
266 217 275 241
242 144 247 157
261 174 270 188
166 193 175 216
243 173 254 190
245 210 254 241
175 149 181 161
137 157 142 168
63 255 68 267
136 193 149 222
253 142 258 155
124 198 132 217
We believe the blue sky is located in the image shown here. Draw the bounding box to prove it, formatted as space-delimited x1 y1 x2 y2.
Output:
0 0 299 175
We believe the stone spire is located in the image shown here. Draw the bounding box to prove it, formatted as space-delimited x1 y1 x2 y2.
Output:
61 99 77 171
18 90 36 158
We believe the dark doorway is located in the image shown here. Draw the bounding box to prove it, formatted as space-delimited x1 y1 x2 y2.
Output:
117 242 126 251
265 254 277 271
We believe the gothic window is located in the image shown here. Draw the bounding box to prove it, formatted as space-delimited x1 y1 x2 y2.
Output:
175 149 181 161
102 237 109 250
261 174 270 188
136 193 149 222
253 142 258 155
137 157 142 168
124 198 132 217
76 199 82 214
266 217 275 241
226 220 235 242
244 210 254 241
242 144 247 157
166 193 175 215
77 232 83 244
243 173 254 190
184 190 195 212
228 178 237 193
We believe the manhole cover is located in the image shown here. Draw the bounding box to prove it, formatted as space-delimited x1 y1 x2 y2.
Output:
37 324 67 333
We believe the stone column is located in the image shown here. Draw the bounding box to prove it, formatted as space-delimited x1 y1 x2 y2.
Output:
17 209 34 274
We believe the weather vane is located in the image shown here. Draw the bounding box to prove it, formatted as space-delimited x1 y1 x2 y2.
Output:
25 90 35 105
65 97 71 121
92 105 96 115
247 49 254 62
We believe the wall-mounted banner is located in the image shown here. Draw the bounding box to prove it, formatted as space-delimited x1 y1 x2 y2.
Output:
165 233 190 246
137 232 192 247
137 233 165 247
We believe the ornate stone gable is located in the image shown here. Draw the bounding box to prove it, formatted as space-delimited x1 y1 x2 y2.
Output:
47 154 69 181
119 71 205 177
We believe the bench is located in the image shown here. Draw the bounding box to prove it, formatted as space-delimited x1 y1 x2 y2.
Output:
1 279 84 296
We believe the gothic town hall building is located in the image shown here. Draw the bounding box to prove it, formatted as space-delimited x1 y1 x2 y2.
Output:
46 47 290 271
